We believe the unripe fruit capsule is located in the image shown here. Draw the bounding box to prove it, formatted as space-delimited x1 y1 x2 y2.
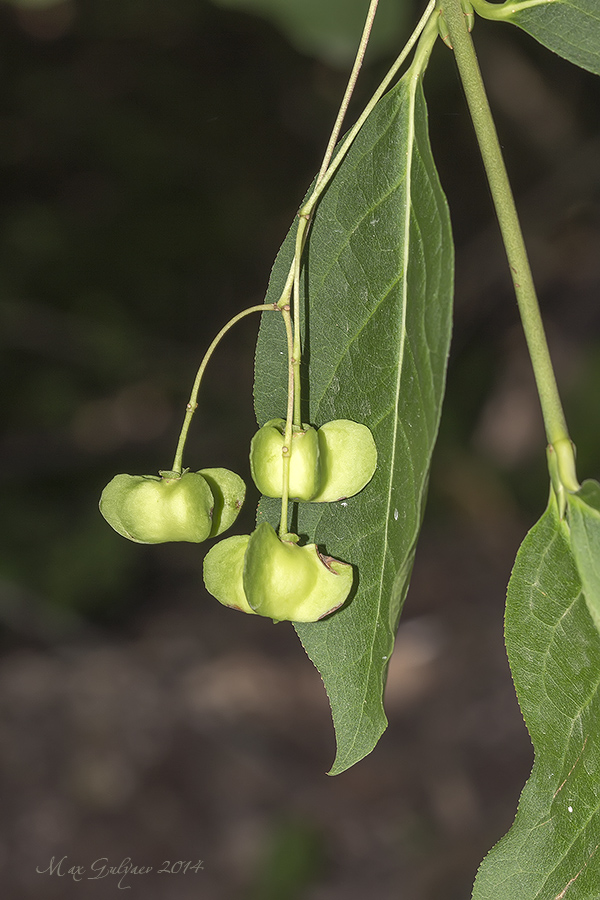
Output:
203 534 255 614
198 468 246 537
100 467 245 544
250 417 377 503
244 523 353 621
250 418 319 500
310 419 377 502
203 523 353 622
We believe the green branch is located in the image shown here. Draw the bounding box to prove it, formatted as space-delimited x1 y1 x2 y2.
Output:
442 0 578 492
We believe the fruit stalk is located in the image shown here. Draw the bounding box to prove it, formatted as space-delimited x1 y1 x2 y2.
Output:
172 303 279 475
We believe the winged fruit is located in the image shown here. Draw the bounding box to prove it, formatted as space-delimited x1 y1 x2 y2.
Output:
100 467 245 544
203 522 353 622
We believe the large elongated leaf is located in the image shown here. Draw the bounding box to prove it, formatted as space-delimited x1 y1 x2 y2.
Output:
496 0 600 76
472 494 600 899
253 72 453 773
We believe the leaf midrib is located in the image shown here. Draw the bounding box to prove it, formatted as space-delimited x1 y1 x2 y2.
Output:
333 76 421 771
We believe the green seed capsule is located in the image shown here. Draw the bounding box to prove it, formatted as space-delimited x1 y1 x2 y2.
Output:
100 470 216 543
203 524 353 622
243 523 353 622
203 534 256 614
250 417 376 504
310 419 377 502
250 418 320 501
198 468 246 537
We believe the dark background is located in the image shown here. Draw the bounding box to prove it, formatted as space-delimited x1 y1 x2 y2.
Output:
1 1 599 897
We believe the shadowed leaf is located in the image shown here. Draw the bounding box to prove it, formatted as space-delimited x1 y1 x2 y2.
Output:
472 494 600 899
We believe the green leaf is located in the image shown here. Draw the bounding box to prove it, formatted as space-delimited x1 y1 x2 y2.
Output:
253 72 453 773
567 479 600 633
209 0 410 67
472 494 600 899
502 0 600 76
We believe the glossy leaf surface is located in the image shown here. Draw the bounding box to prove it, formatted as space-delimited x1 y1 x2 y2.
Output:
472 495 600 899
254 70 453 773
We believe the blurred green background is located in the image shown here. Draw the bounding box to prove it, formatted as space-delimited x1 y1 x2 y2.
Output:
0 1 599 898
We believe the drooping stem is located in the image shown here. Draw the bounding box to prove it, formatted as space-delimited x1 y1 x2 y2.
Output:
288 0 438 423
276 0 436 318
292 212 308 427
315 0 380 188
276 262 294 310
279 305 295 537
303 0 437 221
172 303 279 475
442 0 578 490
408 5 440 78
